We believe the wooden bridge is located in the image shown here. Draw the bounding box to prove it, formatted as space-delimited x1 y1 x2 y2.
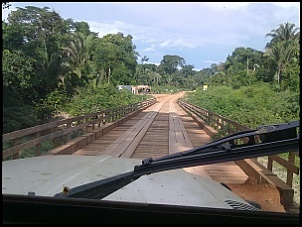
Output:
63 92 248 185
2 92 299 213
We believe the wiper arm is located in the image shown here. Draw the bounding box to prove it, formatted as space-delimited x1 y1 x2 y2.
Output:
54 120 299 199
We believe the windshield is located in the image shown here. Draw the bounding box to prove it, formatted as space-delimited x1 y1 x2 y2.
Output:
2 2 300 224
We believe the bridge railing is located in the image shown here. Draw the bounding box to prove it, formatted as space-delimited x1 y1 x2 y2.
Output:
2 97 157 161
178 99 299 211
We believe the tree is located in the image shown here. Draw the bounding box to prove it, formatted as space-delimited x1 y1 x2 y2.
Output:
266 22 300 45
7 6 71 97
94 39 121 84
265 22 300 85
3 49 35 93
180 64 195 78
8 6 68 52
61 32 97 80
74 21 91 36
159 54 185 75
2 21 24 51
93 32 138 85
140 55 149 64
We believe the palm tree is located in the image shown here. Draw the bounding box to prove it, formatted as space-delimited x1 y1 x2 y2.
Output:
154 72 162 86
266 22 299 44
90 68 106 89
37 48 61 91
135 64 144 84
61 32 96 80
265 22 300 84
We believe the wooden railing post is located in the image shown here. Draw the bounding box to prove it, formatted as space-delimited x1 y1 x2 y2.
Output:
102 112 106 125
267 156 273 172
35 132 41 156
12 139 20 159
287 153 296 187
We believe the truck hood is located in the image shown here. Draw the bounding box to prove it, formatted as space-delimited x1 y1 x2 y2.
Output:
2 155 258 210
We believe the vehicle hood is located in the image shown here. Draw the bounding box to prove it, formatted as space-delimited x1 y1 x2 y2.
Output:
2 155 257 210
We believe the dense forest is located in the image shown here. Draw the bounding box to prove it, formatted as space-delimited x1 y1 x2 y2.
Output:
3 5 300 134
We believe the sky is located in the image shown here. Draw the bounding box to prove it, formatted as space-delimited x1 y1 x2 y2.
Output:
2 2 300 70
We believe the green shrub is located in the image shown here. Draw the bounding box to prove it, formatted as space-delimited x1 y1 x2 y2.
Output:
185 83 299 129
61 84 150 116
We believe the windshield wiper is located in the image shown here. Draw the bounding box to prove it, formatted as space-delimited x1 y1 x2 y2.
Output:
54 120 299 199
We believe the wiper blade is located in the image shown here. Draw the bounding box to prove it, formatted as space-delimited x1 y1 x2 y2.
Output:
149 120 299 163
54 120 299 199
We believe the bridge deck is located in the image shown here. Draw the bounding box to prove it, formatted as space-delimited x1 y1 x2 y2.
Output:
73 93 248 185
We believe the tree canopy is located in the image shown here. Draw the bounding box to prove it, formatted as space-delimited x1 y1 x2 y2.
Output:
2 5 299 133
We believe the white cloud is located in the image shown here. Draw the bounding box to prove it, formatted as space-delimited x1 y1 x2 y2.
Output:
160 38 197 49
143 45 157 52
204 60 220 65
271 2 300 9
88 21 122 37
202 2 299 10
144 61 160 66
201 2 251 10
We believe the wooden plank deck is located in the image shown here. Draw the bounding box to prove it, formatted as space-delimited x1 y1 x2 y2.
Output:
171 95 248 184
73 92 248 185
